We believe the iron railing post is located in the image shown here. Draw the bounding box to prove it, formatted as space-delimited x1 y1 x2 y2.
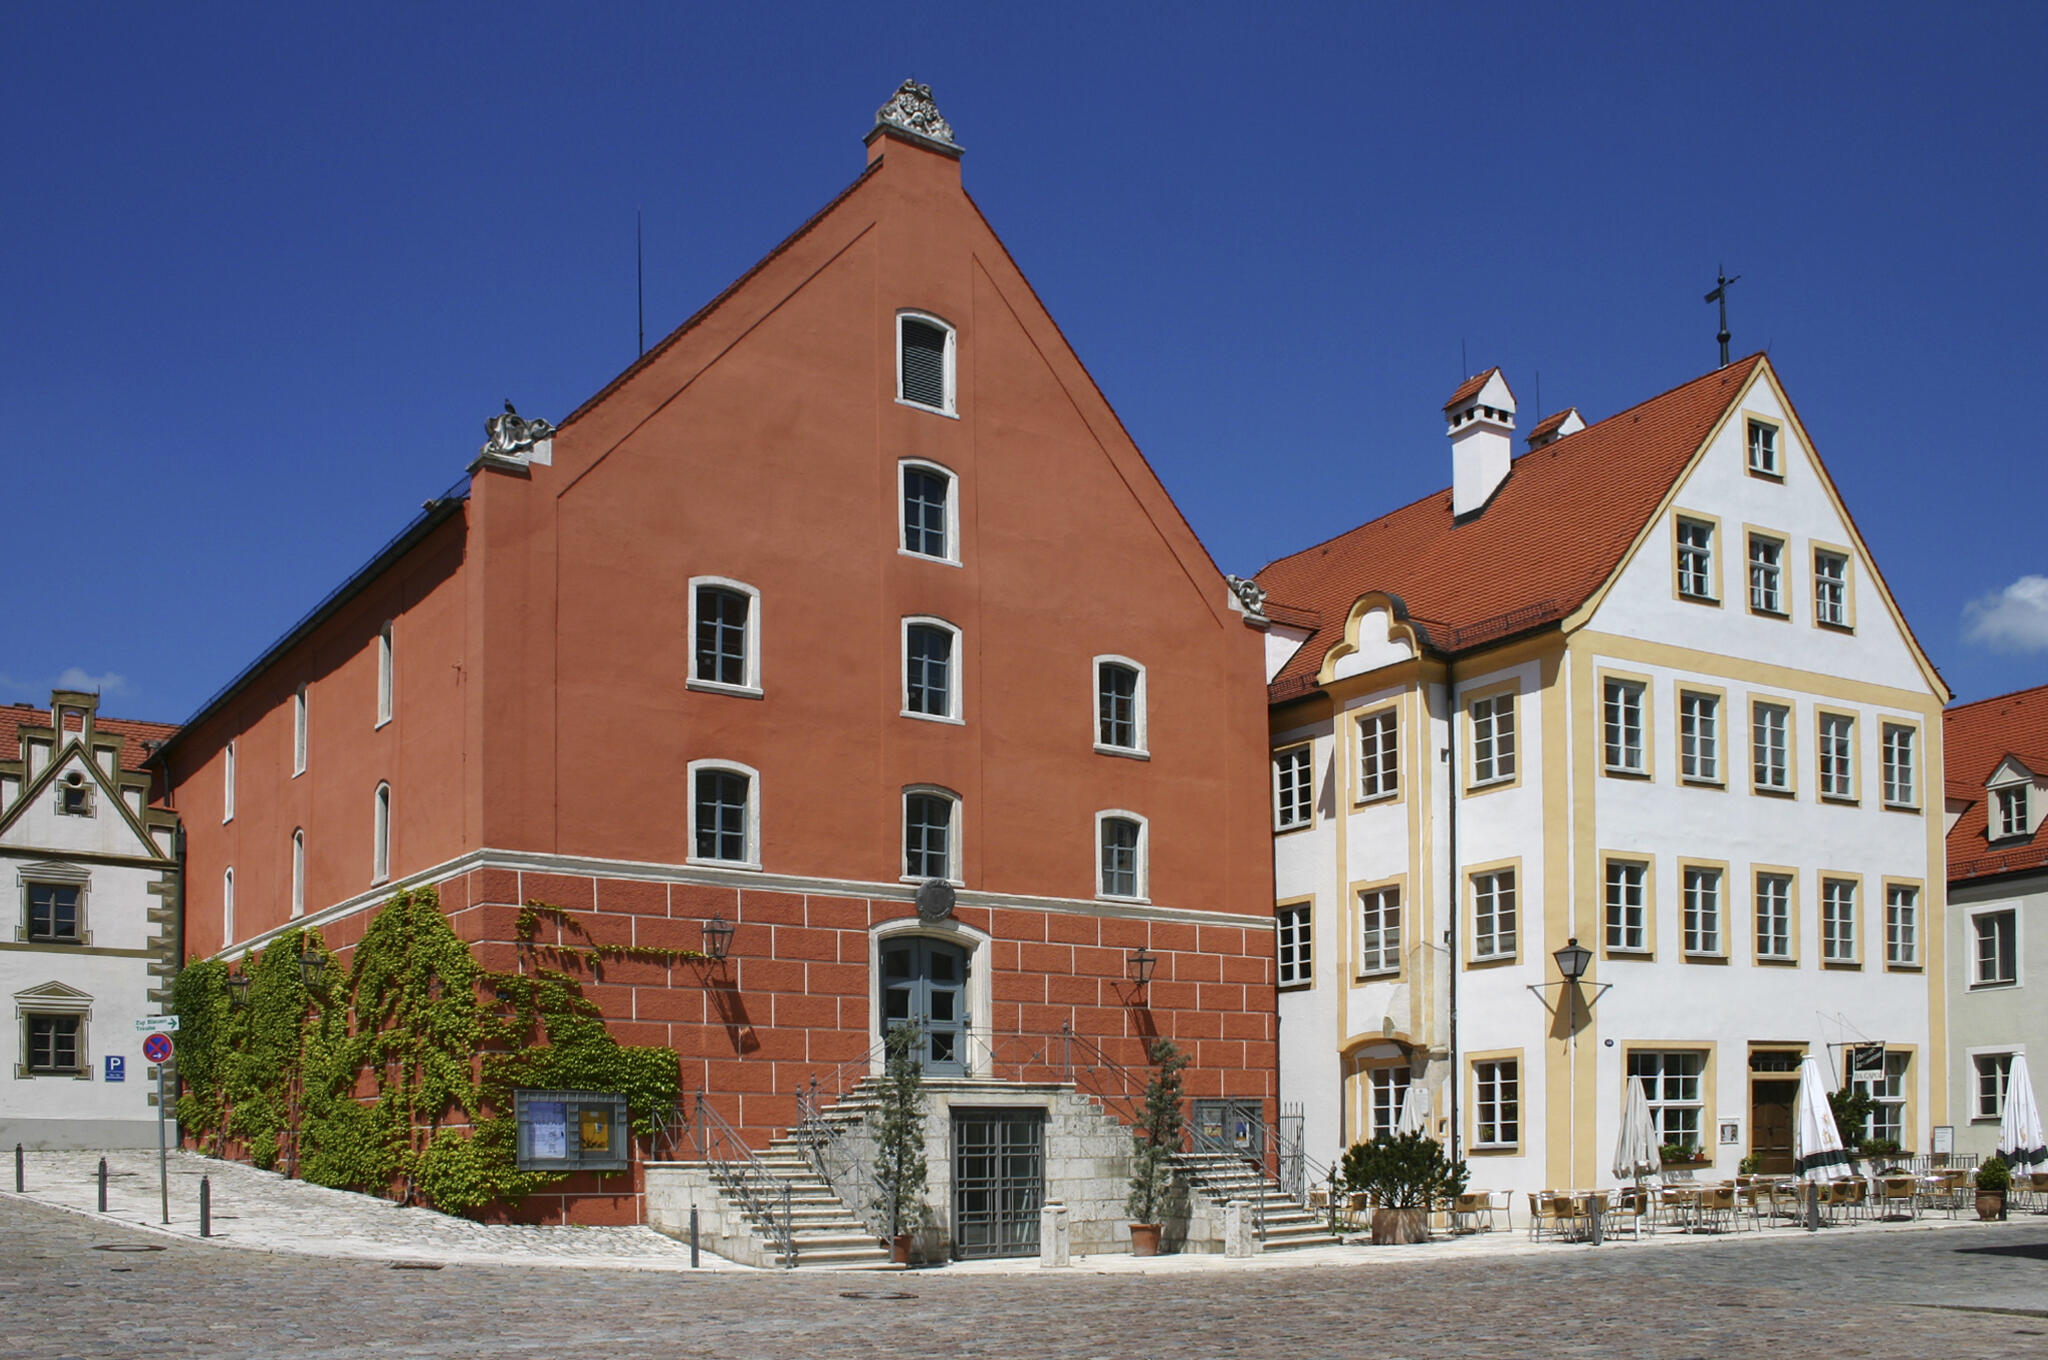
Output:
783 1180 795 1267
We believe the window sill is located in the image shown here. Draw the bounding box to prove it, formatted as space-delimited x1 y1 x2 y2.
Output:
1097 893 1150 906
1683 951 1729 963
1277 980 1314 992
292 768 305 779
692 857 764 873
1821 959 1863 971
901 709 965 726
1469 1143 1521 1155
1093 744 1150 761
687 680 765 701
1602 766 1651 780
1747 466 1785 482
1756 954 1799 966
1602 948 1653 961
897 548 963 569
1754 785 1797 798
1884 962 1923 973
375 717 392 731
1969 980 2019 991
1467 952 1518 969
1749 607 1791 621
1678 592 1721 606
1274 820 1314 835
1680 775 1726 789
1882 800 1921 814
1353 968 1401 982
1815 620 1855 635
894 397 960 420
1465 775 1518 795
25 937 86 947
898 874 964 888
1353 788 1400 806
1820 794 1859 806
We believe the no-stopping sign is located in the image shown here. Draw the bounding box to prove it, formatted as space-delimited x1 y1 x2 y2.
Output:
142 1032 174 1064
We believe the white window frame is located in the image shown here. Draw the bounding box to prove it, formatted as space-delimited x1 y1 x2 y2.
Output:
1628 1050 1705 1150
1603 679 1646 774
1971 905 2019 988
1679 691 1720 783
1755 872 1793 961
376 621 395 727
293 685 308 777
1814 549 1850 627
1818 712 1856 801
1471 869 1516 960
1604 859 1648 953
1473 1059 1520 1148
1682 866 1723 956
901 616 964 724
1368 1066 1411 1138
1358 708 1399 799
291 829 306 919
223 866 236 946
372 783 391 885
1469 694 1515 787
895 310 958 417
897 459 961 566
1093 656 1148 758
687 577 764 698
1095 810 1149 903
1748 533 1785 615
1676 518 1715 599
1276 902 1312 987
1973 1050 2016 1120
1851 1052 1909 1145
687 760 762 871
1747 419 1780 476
1273 745 1313 831
23 874 89 945
1881 723 1917 809
223 740 236 823
900 784 961 885
1884 884 1919 967
1752 701 1792 792
1820 877 1857 963
1995 783 2031 840
1357 885 1402 977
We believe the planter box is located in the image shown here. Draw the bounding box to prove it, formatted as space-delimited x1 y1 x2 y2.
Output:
1370 1207 1429 1245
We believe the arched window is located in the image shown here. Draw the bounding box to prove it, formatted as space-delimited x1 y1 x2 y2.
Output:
1094 657 1147 756
372 783 391 884
1096 811 1148 901
376 622 395 726
688 760 761 869
223 740 236 823
293 685 308 776
689 578 763 696
899 459 960 564
222 867 236 945
897 312 956 415
291 828 306 918
903 787 960 883
902 617 962 722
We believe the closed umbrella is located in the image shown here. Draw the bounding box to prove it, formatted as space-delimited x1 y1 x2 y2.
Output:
1793 1056 1850 1228
1996 1053 2046 1176
1613 1075 1661 1239
1395 1083 1430 1137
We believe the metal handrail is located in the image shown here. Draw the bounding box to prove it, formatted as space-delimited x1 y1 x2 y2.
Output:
689 1092 797 1267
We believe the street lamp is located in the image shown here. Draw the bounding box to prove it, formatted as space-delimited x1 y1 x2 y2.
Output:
701 912 735 962
299 950 326 989
226 972 251 1008
1127 948 1157 989
1553 938 1593 983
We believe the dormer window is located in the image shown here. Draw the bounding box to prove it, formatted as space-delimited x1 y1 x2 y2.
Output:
897 312 955 415
56 771 92 817
1996 783 2030 840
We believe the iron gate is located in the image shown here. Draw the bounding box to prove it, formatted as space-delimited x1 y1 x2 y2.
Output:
952 1108 1044 1259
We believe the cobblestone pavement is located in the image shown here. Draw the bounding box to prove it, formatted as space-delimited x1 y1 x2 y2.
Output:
6 1193 2047 1359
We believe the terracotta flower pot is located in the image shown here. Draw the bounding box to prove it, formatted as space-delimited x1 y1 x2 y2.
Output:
1370 1207 1429 1245
890 1233 913 1264
1976 1191 2005 1222
1129 1222 1162 1257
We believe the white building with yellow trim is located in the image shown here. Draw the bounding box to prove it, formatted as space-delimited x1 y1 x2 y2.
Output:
1255 355 1949 1192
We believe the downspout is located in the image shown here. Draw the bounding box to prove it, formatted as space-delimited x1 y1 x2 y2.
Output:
1444 658 1461 1162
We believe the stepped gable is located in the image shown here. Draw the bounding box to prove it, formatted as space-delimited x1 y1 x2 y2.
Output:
1945 681 2048 881
1257 355 1766 690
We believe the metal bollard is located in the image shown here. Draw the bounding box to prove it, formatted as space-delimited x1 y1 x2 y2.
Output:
98 1158 108 1212
14 1143 21 1192
199 1177 211 1238
1807 1181 1821 1232
689 1206 700 1268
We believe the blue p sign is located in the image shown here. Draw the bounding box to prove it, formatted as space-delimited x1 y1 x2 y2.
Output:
105 1055 126 1082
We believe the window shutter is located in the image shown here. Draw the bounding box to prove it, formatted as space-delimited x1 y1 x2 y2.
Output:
901 319 948 409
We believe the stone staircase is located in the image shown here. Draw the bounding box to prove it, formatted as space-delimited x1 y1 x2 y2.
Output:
643 1144 893 1269
1172 1152 1343 1251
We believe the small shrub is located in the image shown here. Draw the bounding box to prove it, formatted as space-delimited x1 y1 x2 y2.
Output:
1340 1132 1468 1210
1977 1157 2011 1195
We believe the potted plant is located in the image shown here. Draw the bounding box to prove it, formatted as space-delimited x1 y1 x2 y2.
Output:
1659 1142 1709 1169
1737 1154 1760 1177
1976 1157 2010 1221
873 1023 928 1264
1125 1038 1188 1257
1340 1131 1469 1245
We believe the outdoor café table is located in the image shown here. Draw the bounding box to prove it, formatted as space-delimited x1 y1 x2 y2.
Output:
1661 1182 1704 1230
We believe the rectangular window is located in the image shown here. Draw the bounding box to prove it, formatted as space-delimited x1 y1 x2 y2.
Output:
1099 816 1142 899
1628 1050 1705 1149
1097 662 1142 752
1975 1053 2013 1119
694 770 751 864
1472 870 1516 960
1676 518 1715 599
1679 691 1719 782
1604 859 1648 952
1818 712 1856 800
1881 724 1916 807
1603 679 1645 774
1885 886 1919 967
1274 746 1313 830
1850 1052 1908 1145
1748 534 1784 614
1814 550 1849 627
899 315 952 412
695 587 752 688
293 687 308 776
1683 866 1722 955
1358 886 1402 976
377 621 394 725
1358 709 1398 799
905 623 955 717
1276 903 1312 986
904 792 953 881
1752 702 1791 792
1997 785 2030 839
1747 420 1779 476
1755 872 1793 960
1469 694 1515 786
26 1014 82 1074
1474 1060 1520 1148
1974 909 2017 987
1821 878 1857 962
1369 1067 1410 1138
901 465 951 560
26 883 81 942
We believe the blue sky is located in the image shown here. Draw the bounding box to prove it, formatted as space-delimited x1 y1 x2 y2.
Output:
6 2 2045 720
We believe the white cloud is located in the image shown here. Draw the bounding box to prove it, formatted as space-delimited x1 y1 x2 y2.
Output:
1963 575 2048 653
52 667 129 696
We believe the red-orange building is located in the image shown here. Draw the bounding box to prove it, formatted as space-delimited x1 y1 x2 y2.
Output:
159 84 1277 1241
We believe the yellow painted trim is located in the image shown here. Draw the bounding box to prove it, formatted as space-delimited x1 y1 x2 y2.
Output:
1749 693 1800 798
1575 629 1943 716
1815 705 1861 804
1623 1041 1719 1158
1672 508 1726 606
1878 714 1925 813
1275 893 1316 990
1677 857 1733 960
1350 699 1405 807
1466 1048 1526 1154
1464 855 1525 968
1348 873 1409 981
1555 639 1592 1189
1346 1050 1417 1141
1597 667 1656 781
1742 524 1792 620
1880 876 1927 972
1742 409 1788 480
1676 682 1730 788
1811 538 1857 633
1598 849 1657 959
1462 678 1523 795
1922 713 1949 1128
1818 870 1865 968
1751 863 1801 966
1271 741 1316 834
1316 593 1427 687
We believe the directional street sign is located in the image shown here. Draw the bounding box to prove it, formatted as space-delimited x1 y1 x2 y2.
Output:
135 1015 180 1033
142 1032 174 1065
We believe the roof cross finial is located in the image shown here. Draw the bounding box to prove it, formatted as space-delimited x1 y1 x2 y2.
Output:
1704 266 1741 369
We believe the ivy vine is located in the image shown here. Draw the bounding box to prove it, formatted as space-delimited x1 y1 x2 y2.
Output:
173 888 685 1216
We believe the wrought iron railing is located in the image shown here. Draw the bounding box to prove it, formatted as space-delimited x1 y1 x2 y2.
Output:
682 1092 797 1267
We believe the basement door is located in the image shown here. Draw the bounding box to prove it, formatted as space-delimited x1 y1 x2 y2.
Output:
951 1107 1044 1259
879 937 968 1076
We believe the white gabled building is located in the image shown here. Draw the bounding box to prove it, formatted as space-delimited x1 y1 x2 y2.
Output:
1257 355 1950 1192
0 691 181 1148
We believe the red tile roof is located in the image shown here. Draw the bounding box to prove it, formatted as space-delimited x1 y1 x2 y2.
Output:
1443 367 1503 411
1257 355 1766 696
1945 682 2048 883
0 703 178 774
1525 408 1580 443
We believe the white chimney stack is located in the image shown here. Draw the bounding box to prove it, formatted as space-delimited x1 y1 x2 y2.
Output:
1444 367 1517 518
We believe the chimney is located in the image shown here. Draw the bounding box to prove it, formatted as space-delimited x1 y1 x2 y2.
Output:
1444 367 1517 518
1525 406 1585 450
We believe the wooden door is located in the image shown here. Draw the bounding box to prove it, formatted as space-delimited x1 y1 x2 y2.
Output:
1751 1080 1797 1175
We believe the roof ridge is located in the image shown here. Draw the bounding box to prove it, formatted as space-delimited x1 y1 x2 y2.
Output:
1946 681 2048 713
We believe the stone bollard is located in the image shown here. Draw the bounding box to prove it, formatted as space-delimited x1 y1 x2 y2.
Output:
1223 1200 1257 1258
1039 1201 1071 1268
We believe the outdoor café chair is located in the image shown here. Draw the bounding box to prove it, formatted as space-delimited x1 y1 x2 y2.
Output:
2026 1173 2048 1212
1829 1178 1868 1223
1526 1191 1561 1242
1614 1185 1656 1237
1877 1175 1918 1220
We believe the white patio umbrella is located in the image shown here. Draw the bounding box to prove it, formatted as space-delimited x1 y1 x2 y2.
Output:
1793 1055 1852 1182
1613 1075 1662 1239
1395 1083 1430 1137
1996 1053 2046 1176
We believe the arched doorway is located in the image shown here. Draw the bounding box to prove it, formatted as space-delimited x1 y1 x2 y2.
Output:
879 936 968 1076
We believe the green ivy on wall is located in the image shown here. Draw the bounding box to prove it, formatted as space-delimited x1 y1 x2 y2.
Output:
174 887 692 1215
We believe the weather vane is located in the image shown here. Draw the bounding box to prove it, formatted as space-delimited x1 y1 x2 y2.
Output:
1704 266 1741 369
